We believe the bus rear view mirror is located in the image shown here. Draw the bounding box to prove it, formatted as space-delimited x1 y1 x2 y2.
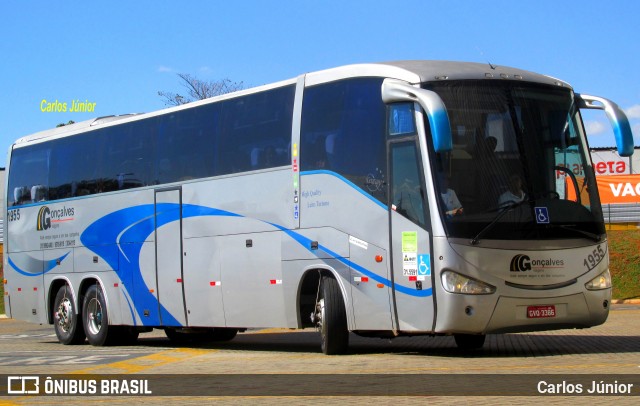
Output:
577 94 634 157
382 79 452 152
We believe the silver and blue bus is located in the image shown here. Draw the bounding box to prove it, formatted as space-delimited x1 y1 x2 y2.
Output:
4 61 634 354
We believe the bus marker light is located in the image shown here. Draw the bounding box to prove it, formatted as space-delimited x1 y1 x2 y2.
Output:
33 287 37 291
17 288 22 292
375 255 383 263
3 279 7 284
376 283 384 288
176 278 183 283
354 277 369 282
270 279 282 285
409 276 417 282
114 283 119 287
210 281 221 286
149 289 155 293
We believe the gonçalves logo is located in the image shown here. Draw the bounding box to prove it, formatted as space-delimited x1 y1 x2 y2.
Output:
510 254 531 272
510 254 565 272
36 206 75 231
37 206 51 231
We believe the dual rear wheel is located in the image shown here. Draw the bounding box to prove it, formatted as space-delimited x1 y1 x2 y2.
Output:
53 284 138 346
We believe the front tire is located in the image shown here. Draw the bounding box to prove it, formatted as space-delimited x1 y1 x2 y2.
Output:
53 285 85 345
83 284 115 346
316 276 349 355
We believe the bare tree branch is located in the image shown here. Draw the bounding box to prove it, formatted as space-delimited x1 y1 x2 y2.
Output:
159 73 244 106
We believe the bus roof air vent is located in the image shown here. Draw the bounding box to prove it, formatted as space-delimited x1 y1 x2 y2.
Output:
91 113 142 127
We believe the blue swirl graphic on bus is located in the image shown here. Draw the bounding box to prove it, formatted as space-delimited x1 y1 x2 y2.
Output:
270 222 432 297
80 203 431 327
8 252 71 277
80 204 239 326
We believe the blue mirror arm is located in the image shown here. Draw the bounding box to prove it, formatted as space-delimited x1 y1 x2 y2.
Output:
382 79 452 152
577 94 634 157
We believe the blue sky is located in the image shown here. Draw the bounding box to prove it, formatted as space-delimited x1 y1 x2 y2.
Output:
1 0 638 168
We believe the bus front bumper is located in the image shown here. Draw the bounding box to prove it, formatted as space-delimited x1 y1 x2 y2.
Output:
434 289 611 334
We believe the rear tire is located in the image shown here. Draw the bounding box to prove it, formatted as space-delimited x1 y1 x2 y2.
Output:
83 284 115 346
164 327 192 344
316 276 349 355
210 328 238 342
454 333 486 350
53 285 86 345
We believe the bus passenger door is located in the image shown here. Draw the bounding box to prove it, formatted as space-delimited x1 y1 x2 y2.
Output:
155 188 187 326
389 140 435 332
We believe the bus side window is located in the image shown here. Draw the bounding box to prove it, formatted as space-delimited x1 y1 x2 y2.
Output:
388 103 416 136
7 144 51 206
391 143 426 227
301 78 387 204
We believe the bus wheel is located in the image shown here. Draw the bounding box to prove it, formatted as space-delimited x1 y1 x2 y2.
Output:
315 276 349 355
53 285 86 345
83 284 114 346
210 328 238 342
164 328 191 344
454 333 486 350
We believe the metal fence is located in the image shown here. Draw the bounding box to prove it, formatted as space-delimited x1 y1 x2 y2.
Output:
602 203 640 224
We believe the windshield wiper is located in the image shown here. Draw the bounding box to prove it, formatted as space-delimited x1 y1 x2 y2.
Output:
470 200 529 245
549 224 602 242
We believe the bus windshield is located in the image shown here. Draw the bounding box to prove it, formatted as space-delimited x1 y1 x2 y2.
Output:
425 80 605 241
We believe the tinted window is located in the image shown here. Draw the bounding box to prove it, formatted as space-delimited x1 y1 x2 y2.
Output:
155 103 220 183
301 78 387 203
388 103 416 136
8 143 51 206
217 85 294 174
391 143 426 227
7 84 295 206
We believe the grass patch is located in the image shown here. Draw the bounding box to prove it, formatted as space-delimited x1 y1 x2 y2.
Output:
608 229 640 300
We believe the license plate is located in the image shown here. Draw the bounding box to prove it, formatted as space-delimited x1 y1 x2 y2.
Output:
527 305 556 318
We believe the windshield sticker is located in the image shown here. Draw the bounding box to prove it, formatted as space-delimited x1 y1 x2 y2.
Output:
534 207 550 224
418 254 431 277
401 231 418 277
401 231 417 253
403 252 417 276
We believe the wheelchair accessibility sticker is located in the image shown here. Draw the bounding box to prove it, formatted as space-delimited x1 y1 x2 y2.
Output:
534 207 550 224
418 254 430 278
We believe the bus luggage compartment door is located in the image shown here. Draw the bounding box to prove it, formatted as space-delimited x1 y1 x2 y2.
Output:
155 188 188 326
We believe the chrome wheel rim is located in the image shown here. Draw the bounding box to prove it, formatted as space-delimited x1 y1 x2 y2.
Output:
86 297 103 336
56 297 73 333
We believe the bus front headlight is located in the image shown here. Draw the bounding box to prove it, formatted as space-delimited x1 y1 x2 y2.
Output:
441 270 495 295
585 269 612 290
